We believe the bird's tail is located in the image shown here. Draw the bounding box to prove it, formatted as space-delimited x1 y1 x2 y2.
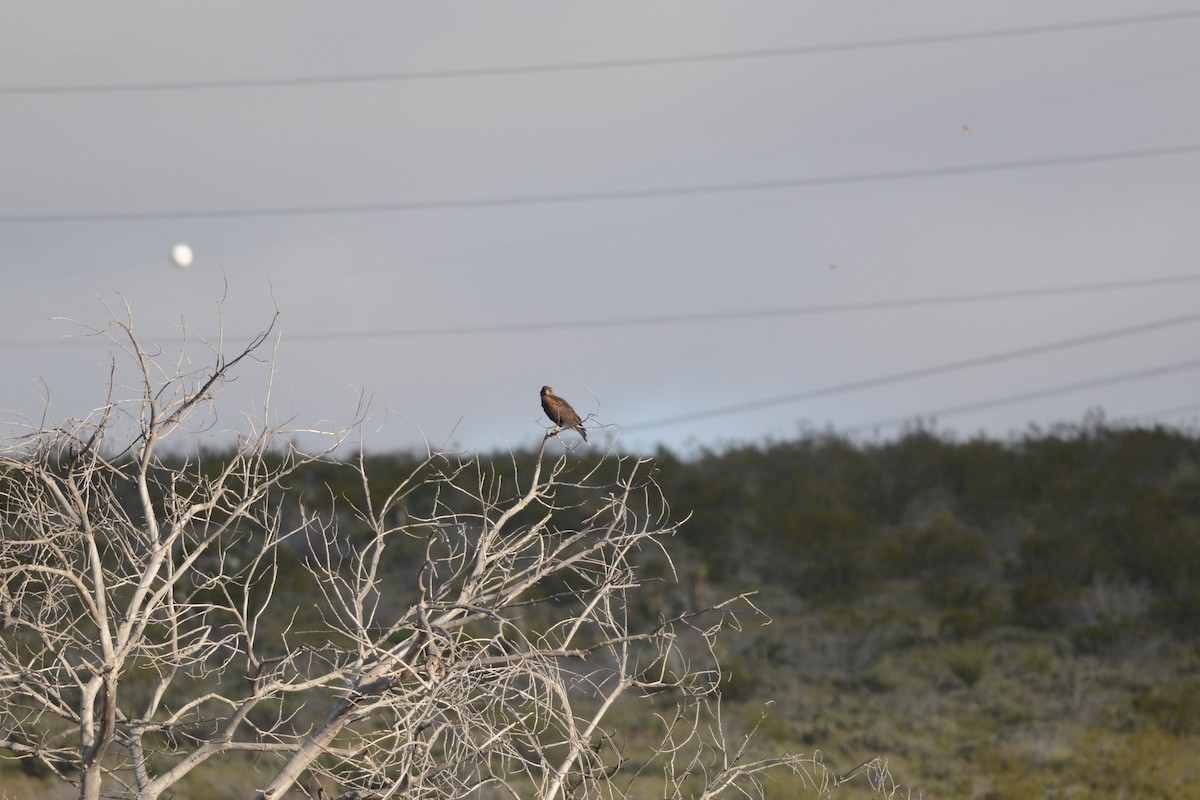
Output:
575 424 588 441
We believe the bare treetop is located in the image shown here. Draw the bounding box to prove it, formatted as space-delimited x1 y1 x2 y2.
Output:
0 304 896 800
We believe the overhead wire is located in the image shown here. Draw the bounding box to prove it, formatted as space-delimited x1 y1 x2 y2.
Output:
3 13 1194 441
1105 401 1200 428
4 273 1199 349
621 309 1200 431
2 10 1197 95
11 65 1194 284
842 357 1200 434
1138 401 1200 421
3 144 1198 223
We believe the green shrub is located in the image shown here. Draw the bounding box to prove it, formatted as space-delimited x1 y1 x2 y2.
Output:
945 642 992 687
1012 574 1078 629
1135 676 1200 734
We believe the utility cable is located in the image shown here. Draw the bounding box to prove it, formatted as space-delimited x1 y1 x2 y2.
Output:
2 10 1197 95
218 273 1200 341
2 144 1197 223
621 309 1200 431
843 356 1200 433
1139 401 1200 421
4 274 1199 349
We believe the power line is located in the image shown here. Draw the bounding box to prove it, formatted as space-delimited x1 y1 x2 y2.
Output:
843 357 1200 433
1108 401 1200 426
3 10 1197 95
5 274 1199 349
183 273 1200 341
3 144 1198 224
1139 401 1200 421
621 309 1200 431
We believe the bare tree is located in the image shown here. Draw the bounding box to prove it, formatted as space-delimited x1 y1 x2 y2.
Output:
0 306 897 800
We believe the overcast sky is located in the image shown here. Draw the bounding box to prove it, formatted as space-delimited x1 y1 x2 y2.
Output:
3 2 1199 455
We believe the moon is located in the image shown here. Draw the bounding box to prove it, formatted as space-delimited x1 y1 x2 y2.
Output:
170 243 194 268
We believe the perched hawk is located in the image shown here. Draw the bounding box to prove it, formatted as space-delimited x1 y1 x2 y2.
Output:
540 386 587 441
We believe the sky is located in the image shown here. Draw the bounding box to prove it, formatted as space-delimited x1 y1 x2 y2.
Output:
2 2 1200 456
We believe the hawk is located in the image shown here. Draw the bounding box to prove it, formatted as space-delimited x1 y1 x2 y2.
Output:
540 386 587 441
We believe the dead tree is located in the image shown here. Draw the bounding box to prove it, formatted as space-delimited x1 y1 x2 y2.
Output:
0 304 896 800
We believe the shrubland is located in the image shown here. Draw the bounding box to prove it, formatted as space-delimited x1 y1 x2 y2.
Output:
3 306 1197 798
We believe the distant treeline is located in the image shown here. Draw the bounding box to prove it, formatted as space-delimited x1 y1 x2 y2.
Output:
167 422 1200 645
649 423 1200 644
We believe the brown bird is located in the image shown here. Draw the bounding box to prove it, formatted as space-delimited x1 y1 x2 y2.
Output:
540 386 587 441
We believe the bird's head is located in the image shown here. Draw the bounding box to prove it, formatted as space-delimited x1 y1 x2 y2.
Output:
540 386 553 397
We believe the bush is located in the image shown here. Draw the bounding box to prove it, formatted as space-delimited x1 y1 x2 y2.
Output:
1135 676 1200 734
945 642 992 687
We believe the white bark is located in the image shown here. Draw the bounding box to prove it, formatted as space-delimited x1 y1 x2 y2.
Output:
0 303 890 800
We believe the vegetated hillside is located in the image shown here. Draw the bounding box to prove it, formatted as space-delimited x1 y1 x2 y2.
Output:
647 422 1200 798
3 423 1197 798
279 421 1200 796
283 422 1200 797
655 422 1200 638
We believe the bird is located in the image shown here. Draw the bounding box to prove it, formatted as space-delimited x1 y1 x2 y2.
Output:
540 386 587 441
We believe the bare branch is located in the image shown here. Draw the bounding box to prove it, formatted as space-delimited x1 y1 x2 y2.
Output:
0 301 893 800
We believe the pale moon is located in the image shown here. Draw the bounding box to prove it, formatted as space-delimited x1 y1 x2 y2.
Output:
171 243 194 268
